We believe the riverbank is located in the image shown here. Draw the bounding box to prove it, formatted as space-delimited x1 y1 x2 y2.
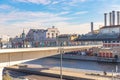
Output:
52 54 120 63
5 64 118 80
52 54 97 61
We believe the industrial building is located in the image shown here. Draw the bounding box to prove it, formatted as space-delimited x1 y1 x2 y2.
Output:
76 11 120 60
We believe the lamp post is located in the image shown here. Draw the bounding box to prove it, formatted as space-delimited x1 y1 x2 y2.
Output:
60 47 63 80
57 36 64 80
59 42 64 80
7 35 10 48
116 65 118 73
0 38 2 49
112 70 114 80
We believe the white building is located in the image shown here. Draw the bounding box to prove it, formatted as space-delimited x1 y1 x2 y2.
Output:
100 25 120 34
0 35 10 42
26 26 60 41
26 26 60 47
46 26 60 38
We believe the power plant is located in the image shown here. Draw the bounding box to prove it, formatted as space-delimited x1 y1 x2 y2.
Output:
104 11 120 26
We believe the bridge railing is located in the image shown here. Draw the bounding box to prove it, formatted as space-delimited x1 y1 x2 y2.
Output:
0 42 102 49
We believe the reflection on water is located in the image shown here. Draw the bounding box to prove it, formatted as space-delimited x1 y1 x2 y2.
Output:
23 57 120 72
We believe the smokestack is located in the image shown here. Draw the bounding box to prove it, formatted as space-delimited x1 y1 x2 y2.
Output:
91 22 94 34
104 13 107 26
117 11 120 25
109 12 112 26
112 11 115 25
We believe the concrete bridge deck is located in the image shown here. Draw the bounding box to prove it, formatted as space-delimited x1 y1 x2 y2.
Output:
0 45 102 66
0 45 102 80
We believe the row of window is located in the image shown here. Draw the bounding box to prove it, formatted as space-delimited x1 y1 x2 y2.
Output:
47 33 58 36
103 41 120 43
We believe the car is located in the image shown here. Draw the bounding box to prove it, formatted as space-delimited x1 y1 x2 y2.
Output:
2 44 7 48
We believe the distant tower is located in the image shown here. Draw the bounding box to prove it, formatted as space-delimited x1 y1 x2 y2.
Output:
91 22 94 34
52 26 55 28
117 11 120 25
22 29 26 48
112 11 115 25
104 13 107 26
22 29 25 39
109 12 112 26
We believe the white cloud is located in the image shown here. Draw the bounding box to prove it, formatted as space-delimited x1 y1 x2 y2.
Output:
0 10 71 37
54 22 103 34
0 11 70 24
58 11 70 15
0 9 103 37
0 4 13 10
0 19 103 37
80 0 87 2
74 11 88 15
52 1 59 4
110 5 120 11
14 0 51 5
66 0 87 6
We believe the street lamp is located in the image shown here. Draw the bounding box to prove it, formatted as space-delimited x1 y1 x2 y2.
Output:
112 70 114 80
58 42 64 80
7 35 10 48
0 38 2 49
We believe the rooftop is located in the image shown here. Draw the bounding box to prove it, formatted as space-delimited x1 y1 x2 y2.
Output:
76 34 120 41
100 25 120 29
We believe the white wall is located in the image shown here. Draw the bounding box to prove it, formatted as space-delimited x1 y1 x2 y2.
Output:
100 27 120 34
46 28 60 38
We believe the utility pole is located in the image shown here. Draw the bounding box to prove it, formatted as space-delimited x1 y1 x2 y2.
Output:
60 47 63 80
58 39 64 80
112 70 114 80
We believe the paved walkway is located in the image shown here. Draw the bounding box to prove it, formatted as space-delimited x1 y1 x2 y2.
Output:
6 64 119 80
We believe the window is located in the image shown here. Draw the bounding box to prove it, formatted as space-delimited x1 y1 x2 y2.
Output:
104 41 107 43
113 41 115 43
52 33 54 37
117 41 119 43
108 41 111 43
56 33 58 36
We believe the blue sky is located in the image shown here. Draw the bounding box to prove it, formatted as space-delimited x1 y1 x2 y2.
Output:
1 0 120 37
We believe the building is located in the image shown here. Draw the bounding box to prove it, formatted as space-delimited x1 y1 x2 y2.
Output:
46 26 60 39
57 34 78 46
26 29 47 42
76 11 120 47
0 35 10 48
76 10 120 60
70 34 78 41
11 30 28 48
26 26 60 47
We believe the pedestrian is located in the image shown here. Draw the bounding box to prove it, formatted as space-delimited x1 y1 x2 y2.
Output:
103 71 107 75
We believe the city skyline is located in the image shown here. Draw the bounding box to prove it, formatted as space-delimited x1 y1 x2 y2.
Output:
1 0 120 37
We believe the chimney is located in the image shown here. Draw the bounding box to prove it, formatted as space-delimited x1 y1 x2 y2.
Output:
109 12 112 26
112 11 115 25
104 13 107 26
91 22 94 34
117 11 120 25
52 26 55 28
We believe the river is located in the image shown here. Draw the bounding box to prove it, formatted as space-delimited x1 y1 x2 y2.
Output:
22 57 120 73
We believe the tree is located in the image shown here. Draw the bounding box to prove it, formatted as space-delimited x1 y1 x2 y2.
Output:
3 71 12 80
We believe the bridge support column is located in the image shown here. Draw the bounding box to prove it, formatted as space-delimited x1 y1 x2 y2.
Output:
0 67 4 80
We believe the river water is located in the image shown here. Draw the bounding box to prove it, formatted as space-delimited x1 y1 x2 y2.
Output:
22 57 120 73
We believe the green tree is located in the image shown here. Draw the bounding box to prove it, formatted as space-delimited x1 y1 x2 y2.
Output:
3 72 12 80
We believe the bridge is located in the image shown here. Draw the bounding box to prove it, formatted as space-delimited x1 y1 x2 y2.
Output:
0 45 102 80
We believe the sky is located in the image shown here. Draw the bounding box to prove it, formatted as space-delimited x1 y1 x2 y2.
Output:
1 0 120 37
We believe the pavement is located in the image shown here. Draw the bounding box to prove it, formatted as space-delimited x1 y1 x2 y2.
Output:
5 64 120 80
